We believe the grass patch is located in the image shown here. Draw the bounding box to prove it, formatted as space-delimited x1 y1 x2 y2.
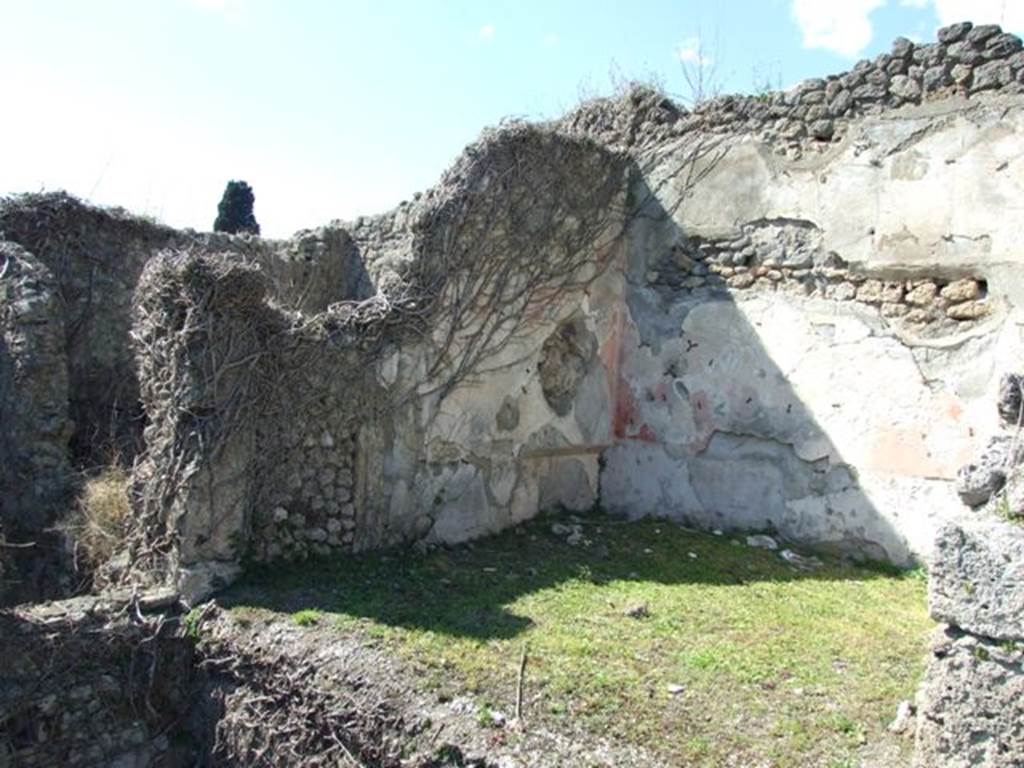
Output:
225 513 932 767
61 466 132 570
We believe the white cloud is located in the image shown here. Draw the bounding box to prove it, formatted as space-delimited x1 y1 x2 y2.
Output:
479 23 496 41
900 0 929 8
677 36 713 67
931 0 1024 32
791 0 887 58
183 0 246 23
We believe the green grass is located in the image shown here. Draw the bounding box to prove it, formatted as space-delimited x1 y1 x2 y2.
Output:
224 512 932 767
292 608 322 627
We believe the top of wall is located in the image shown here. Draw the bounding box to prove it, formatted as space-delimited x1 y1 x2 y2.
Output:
4 23 1023 300
327 22 1024 288
559 22 1024 159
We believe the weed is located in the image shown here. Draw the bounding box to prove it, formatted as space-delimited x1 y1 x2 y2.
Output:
476 707 497 728
292 609 322 627
61 466 132 570
183 607 204 640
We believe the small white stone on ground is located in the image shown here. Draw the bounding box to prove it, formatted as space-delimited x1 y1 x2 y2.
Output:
745 534 779 550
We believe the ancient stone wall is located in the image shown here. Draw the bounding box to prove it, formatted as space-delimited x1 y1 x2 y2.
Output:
0 242 73 604
0 194 185 464
105 24 1024 600
0 194 373 603
4 19 1024 768
562 21 1024 159
118 126 628 600
0 591 194 767
0 193 367 468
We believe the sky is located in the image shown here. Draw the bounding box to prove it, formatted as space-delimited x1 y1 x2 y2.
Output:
2 1 1022 238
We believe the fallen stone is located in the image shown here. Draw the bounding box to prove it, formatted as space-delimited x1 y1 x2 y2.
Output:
746 534 779 550
625 603 650 619
929 516 1024 642
779 549 823 571
889 699 915 735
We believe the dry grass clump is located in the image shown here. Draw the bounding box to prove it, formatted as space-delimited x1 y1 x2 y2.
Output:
63 467 132 571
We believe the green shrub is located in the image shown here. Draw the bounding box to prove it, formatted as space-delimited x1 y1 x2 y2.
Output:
213 180 260 235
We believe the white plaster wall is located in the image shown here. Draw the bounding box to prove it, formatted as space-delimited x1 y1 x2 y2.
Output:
365 239 628 547
602 96 1024 564
358 96 1024 566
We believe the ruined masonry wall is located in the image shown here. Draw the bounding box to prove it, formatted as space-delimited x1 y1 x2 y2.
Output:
7 23 1024 600
0 242 73 605
0 592 194 767
601 93 1024 565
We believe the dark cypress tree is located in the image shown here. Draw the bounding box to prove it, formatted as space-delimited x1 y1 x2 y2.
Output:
213 180 260 235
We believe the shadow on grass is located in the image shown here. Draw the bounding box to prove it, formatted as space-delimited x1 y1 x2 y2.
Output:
221 511 913 642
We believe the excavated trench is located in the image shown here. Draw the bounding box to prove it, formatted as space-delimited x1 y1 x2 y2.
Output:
2 594 664 767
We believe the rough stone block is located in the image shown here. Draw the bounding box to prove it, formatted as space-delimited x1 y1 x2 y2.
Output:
956 434 1014 506
972 61 1013 92
914 626 1024 768
929 517 1024 641
890 74 922 100
937 22 973 44
923 65 952 92
966 24 1002 47
947 300 990 320
984 33 1023 59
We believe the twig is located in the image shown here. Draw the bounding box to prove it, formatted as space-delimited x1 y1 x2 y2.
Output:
515 643 528 721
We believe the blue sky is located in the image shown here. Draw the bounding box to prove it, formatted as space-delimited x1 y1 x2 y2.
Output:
2 1 1022 237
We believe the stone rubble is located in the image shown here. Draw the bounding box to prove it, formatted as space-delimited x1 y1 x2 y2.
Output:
915 377 1024 767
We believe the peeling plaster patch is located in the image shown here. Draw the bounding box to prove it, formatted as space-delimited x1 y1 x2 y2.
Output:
538 314 596 416
495 397 520 432
574 359 612 444
601 442 704 521
890 149 930 181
